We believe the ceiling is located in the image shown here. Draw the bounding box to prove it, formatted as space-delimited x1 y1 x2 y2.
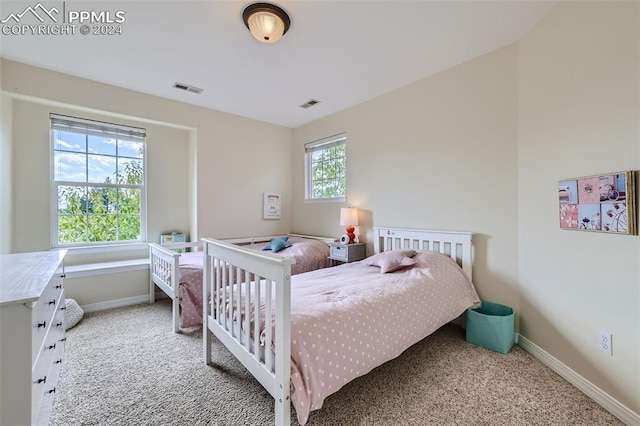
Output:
0 1 556 128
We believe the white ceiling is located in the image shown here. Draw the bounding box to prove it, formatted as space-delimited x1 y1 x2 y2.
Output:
0 1 556 128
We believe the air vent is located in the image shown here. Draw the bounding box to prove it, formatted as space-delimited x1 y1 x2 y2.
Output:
299 99 320 109
173 82 203 94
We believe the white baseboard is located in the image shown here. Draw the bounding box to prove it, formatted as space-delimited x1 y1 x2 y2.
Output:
518 334 639 426
81 292 168 313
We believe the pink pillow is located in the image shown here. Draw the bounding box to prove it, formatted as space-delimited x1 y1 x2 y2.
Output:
366 249 417 273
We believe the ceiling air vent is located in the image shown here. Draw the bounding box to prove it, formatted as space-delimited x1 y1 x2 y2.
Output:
173 82 203 94
299 99 320 109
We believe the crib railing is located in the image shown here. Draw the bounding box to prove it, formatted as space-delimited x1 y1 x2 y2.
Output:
148 243 182 331
202 238 295 426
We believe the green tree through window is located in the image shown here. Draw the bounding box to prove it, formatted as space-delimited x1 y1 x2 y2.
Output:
305 133 346 200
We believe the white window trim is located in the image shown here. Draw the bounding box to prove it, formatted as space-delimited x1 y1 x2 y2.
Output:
49 113 148 249
304 133 347 201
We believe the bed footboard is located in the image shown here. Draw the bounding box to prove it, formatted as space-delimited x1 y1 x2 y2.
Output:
202 238 295 426
148 241 201 332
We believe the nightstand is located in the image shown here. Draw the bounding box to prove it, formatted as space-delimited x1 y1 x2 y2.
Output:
328 242 366 265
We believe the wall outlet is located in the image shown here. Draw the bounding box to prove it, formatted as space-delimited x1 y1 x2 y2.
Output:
598 331 613 355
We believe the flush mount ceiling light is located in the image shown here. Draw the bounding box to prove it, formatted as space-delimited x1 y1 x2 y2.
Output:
242 2 290 44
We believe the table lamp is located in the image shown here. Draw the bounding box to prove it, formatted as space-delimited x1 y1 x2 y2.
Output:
339 207 359 244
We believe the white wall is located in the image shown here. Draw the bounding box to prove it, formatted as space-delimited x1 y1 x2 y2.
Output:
0 95 12 254
293 44 521 319
518 1 639 416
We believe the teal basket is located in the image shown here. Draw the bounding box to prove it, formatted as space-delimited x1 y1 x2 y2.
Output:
466 301 514 354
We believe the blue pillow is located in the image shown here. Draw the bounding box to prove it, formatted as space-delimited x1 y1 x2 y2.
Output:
262 237 291 253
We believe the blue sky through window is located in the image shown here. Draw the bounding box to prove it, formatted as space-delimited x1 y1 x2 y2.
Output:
54 130 143 184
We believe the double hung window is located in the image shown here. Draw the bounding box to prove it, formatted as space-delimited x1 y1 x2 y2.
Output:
50 114 146 247
305 133 347 201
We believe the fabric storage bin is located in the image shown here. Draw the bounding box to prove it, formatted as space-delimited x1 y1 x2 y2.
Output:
466 301 514 354
64 298 84 330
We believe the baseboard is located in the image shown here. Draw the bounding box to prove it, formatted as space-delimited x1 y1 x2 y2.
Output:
518 334 639 426
81 292 168 313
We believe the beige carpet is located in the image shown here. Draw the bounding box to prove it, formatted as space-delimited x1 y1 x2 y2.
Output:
49 300 623 425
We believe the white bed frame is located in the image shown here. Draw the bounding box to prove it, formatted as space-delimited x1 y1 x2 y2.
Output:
202 227 473 425
149 234 336 332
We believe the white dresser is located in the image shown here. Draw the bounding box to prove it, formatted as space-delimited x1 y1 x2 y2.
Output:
0 250 67 426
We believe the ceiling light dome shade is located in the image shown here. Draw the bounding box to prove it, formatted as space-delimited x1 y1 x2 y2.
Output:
243 3 290 44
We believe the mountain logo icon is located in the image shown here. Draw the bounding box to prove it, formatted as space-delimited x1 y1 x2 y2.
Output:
1 2 59 24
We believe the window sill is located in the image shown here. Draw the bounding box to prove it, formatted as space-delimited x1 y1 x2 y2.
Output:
52 242 148 256
65 258 149 279
304 197 346 204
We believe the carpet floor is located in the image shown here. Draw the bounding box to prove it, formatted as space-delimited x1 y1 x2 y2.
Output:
49 300 623 425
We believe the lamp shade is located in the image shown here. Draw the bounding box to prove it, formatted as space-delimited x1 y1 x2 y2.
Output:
340 207 359 226
243 3 290 44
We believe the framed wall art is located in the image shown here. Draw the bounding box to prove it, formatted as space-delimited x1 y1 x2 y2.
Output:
559 171 637 235
263 192 281 220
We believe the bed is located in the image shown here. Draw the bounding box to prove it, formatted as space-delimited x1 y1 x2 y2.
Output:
149 234 335 332
202 227 481 425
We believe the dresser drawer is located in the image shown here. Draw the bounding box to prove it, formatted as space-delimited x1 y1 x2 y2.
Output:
1 250 66 426
33 333 65 425
31 299 52 362
31 305 65 424
329 243 366 263
32 284 64 363
330 244 347 260
31 345 54 420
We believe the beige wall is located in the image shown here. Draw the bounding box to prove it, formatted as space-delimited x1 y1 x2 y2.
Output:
0 95 12 254
292 1 639 418
1 59 294 304
518 1 639 415
1 59 294 242
1 1 638 418
293 44 521 318
10 100 191 257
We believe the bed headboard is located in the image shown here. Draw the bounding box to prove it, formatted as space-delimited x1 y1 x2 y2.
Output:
372 227 473 281
222 233 336 246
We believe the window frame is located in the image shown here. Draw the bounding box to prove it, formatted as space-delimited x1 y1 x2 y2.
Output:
49 113 147 249
304 133 347 203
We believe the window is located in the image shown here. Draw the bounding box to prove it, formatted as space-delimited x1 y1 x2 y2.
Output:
50 114 146 247
305 133 347 201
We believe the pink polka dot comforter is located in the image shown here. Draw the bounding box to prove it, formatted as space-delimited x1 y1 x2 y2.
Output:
177 237 331 329
282 250 481 424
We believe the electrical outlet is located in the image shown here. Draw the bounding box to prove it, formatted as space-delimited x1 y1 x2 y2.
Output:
598 331 613 355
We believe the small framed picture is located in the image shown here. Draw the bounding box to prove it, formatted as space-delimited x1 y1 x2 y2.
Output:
559 171 636 235
263 192 281 220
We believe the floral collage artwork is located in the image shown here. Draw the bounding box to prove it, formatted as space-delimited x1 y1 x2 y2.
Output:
559 171 637 235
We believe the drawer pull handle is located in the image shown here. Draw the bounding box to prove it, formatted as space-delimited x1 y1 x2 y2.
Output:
37 321 46 328
55 284 63 289
48 300 56 305
47 388 56 394
60 274 66 278
55 359 63 364
56 322 63 327
47 344 56 350
35 376 46 384
59 338 67 342
60 306 66 310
